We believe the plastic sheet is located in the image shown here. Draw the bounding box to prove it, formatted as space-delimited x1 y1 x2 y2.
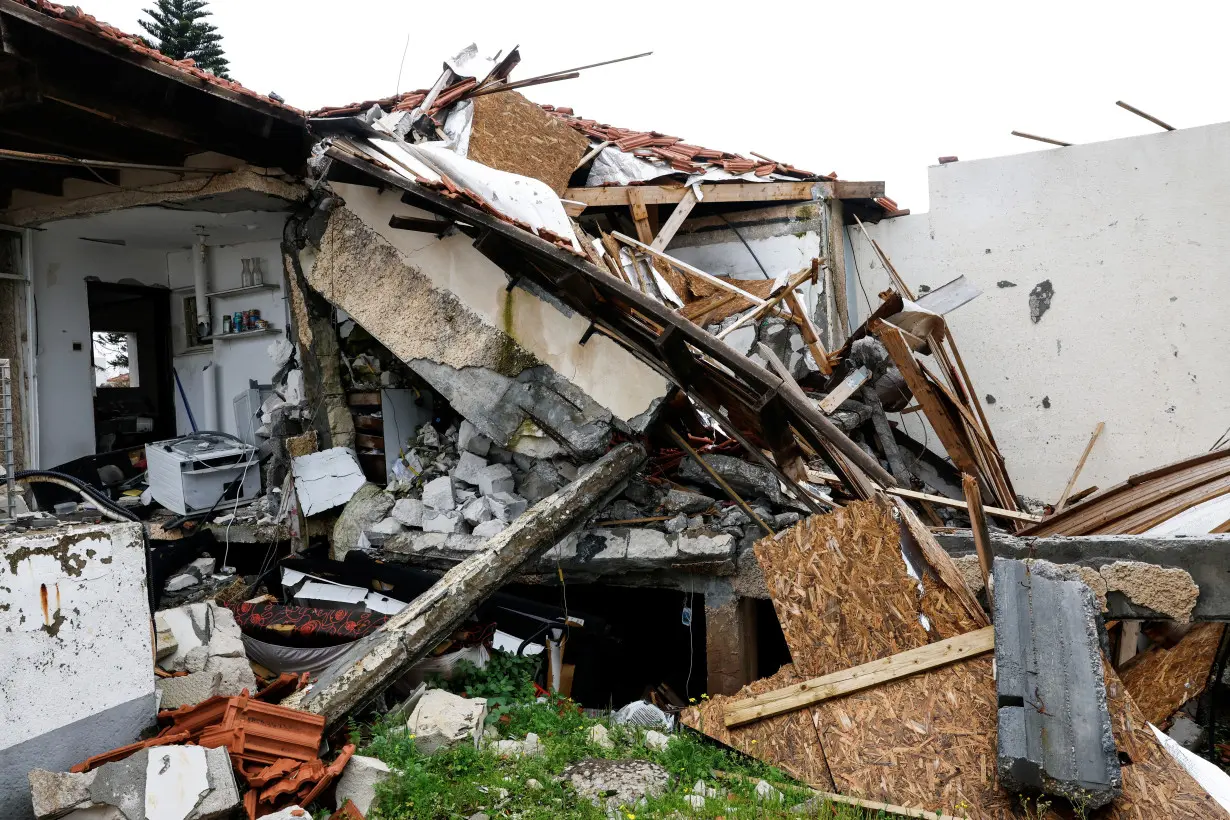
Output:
586 145 675 187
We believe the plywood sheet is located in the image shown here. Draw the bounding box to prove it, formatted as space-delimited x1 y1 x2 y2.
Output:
681 664 835 790
467 90 589 195
1121 623 1225 727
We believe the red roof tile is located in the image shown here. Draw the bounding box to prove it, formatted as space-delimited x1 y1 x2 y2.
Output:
14 0 301 114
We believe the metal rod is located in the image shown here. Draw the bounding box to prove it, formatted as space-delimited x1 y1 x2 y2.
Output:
667 425 775 536
1116 100 1175 131
1010 130 1072 147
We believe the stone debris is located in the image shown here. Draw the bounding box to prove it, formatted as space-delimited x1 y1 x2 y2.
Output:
406 689 489 755
334 754 392 815
643 730 671 751
587 724 614 750
560 758 670 813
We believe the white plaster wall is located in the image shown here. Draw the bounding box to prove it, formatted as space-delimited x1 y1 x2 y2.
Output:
31 226 170 467
330 182 670 424
850 122 1230 501
168 238 288 437
0 523 154 818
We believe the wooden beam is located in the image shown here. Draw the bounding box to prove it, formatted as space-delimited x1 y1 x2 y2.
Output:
565 181 825 207
963 474 993 594
667 426 773 536
388 215 452 236
724 626 995 727
783 286 832 375
886 485 1041 524
715 262 817 339
649 186 699 251
818 367 870 414
832 180 886 200
627 187 655 244
611 232 770 307
1056 422 1105 511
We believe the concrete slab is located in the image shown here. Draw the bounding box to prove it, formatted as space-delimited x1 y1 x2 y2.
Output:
994 558 1120 808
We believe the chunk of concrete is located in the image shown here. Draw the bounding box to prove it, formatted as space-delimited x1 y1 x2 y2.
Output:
406 689 488 755
292 447 367 516
458 420 492 457
332 483 396 560
664 488 715 515
515 462 562 504
204 655 257 698
678 454 783 504
422 476 456 511
1168 714 1206 751
370 517 407 536
391 498 426 528
586 724 614 749
453 451 490 486
477 464 515 497
625 528 676 562
205 603 246 659
486 492 528 522
560 758 669 813
461 496 493 526
423 509 466 534
155 613 178 661
166 573 200 592
677 533 736 562
577 529 627 563
156 671 223 710
31 750 149 820
644 730 671 751
195 745 241 819
184 646 209 673
472 519 507 538
145 745 210 820
334 754 392 814
28 768 96 819
994 558 1120 809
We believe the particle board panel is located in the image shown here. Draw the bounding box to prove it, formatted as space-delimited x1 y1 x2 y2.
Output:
680 664 835 791
1102 659 1228 818
1120 623 1225 727
466 90 590 195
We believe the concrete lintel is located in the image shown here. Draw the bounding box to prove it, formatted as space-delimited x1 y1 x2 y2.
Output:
0 169 305 227
939 530 1229 620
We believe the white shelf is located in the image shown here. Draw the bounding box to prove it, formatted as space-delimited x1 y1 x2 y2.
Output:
205 283 279 298
199 327 279 342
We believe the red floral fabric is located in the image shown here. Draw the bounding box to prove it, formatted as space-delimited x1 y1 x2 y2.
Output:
231 602 388 646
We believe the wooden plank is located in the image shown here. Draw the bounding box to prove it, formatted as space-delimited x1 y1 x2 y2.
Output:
715 262 817 339
1056 422 1105 511
565 181 822 207
756 342 896 488
667 426 773 536
649 186 699 251
893 497 990 628
627 188 655 244
725 626 994 727
963 474 993 594
886 485 1042 524
823 198 850 342
611 232 770 307
874 322 979 475
818 367 870 414
709 769 964 820
1117 620 1141 667
783 286 833 375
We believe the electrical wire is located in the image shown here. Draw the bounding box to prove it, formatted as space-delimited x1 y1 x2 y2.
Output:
684 577 695 698
845 224 875 315
718 214 769 278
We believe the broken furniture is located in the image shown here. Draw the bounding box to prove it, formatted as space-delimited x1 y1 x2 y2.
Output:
146 432 261 515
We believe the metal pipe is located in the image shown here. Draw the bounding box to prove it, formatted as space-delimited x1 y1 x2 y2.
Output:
21 227 37 469
1 359 13 519
1115 100 1175 131
1010 130 1072 147
667 425 774 536
0 147 236 175
201 360 219 432
192 232 210 340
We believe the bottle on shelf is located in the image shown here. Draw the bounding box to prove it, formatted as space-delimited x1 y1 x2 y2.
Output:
240 258 253 287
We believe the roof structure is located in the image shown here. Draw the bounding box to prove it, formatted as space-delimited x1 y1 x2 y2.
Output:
6 0 300 115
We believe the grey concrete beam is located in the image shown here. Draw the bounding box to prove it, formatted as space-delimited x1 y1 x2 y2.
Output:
938 530 1230 620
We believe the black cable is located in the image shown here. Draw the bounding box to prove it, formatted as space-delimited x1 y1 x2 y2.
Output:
718 214 769 278
14 470 139 521
845 224 875 315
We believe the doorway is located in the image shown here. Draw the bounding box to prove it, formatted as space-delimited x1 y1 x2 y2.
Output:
87 281 175 453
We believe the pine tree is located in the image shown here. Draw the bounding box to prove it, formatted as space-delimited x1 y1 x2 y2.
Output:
139 0 230 79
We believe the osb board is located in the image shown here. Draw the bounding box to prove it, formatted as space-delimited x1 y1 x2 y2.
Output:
1120 623 1225 727
681 664 835 790
754 499 982 679
1101 659 1227 818
467 90 589 195
680 276 777 321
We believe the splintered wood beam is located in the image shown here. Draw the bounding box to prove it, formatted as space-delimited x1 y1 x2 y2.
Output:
963 473 994 594
818 366 871 414
783 286 832 375
724 626 995 727
649 186 699 251
388 215 452 235
1056 422 1106 511
715 261 817 340
611 232 770 307
627 187 655 244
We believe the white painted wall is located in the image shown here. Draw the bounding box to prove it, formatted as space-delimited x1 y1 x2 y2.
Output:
168 238 288 437
0 522 154 818
331 182 670 424
31 225 169 467
850 122 1230 501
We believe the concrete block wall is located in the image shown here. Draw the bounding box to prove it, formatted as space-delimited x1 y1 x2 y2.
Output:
0 522 155 820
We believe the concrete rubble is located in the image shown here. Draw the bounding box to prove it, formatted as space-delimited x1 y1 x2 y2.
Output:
406 689 488 755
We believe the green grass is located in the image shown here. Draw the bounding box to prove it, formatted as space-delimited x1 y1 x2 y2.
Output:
354 693 905 819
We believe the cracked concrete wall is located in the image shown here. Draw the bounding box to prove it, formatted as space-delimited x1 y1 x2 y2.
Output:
303 185 670 458
0 522 155 820
849 123 1230 501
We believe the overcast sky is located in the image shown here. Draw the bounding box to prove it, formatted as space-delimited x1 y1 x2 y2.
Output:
80 0 1229 210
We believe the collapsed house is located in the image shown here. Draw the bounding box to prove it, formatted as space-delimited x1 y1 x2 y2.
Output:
4 2 1230 818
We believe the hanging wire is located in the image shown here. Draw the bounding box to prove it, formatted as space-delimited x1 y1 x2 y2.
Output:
718 214 769 278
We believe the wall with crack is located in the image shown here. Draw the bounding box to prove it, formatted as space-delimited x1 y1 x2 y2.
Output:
847 123 1230 500
303 183 670 458
0 522 154 820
